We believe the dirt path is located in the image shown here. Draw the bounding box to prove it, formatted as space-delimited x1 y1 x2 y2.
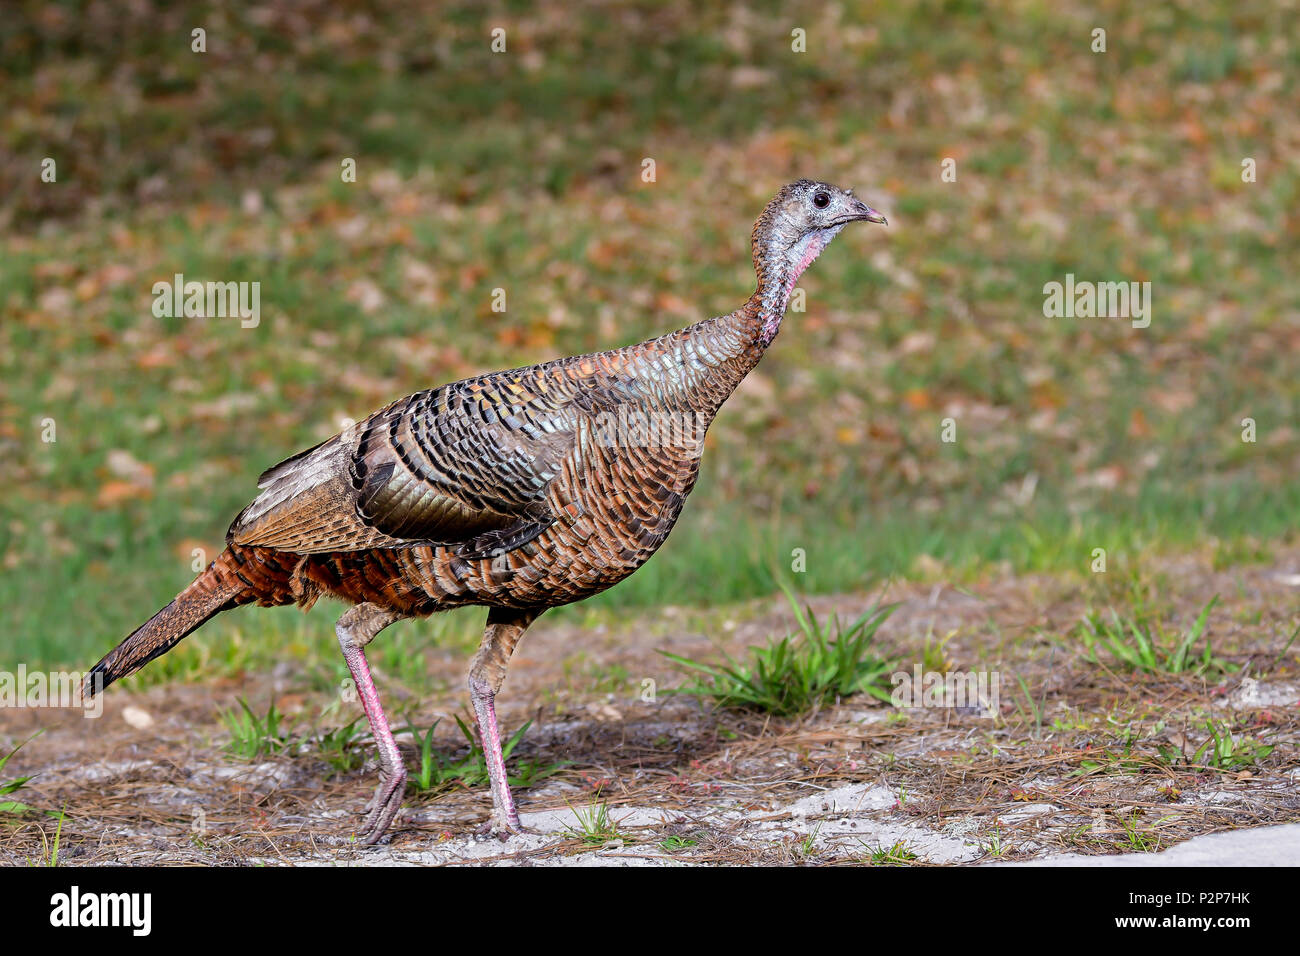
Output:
3 549 1298 865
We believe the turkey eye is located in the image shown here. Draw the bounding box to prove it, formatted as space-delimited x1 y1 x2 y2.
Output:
813 192 830 208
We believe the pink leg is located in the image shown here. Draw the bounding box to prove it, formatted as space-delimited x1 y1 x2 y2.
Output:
470 676 521 830
469 607 541 834
336 604 404 845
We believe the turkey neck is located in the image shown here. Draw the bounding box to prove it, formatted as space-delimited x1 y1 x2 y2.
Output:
627 307 772 423
634 222 838 417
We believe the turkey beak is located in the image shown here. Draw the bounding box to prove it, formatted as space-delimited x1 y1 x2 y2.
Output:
850 199 888 225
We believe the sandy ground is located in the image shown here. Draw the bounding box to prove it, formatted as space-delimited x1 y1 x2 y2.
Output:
2 549 1298 866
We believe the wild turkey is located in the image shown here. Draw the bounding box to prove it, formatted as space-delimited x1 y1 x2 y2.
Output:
85 180 887 844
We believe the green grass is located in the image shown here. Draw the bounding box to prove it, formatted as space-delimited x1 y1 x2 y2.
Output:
1162 719 1276 772
28 809 66 867
309 716 368 777
3 0 1299 671
563 796 625 846
659 834 700 852
1072 716 1276 778
864 839 920 865
661 591 897 716
1011 670 1049 738
981 827 1009 860
1076 598 1231 677
220 698 292 760
795 823 824 861
227 701 573 790
0 735 41 817
1116 812 1167 853
405 716 565 795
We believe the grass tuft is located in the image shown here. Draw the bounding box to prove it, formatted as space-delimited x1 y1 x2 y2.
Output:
310 716 368 777
0 735 41 817
1163 719 1276 772
221 698 293 760
563 796 626 846
661 591 898 716
1077 597 1231 677
406 716 565 795
864 839 920 865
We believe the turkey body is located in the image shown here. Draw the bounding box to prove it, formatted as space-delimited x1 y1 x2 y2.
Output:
220 310 756 619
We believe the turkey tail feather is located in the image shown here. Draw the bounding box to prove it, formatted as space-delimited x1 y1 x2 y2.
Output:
85 553 244 696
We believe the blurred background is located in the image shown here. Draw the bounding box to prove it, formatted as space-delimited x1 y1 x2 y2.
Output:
1 0 1297 670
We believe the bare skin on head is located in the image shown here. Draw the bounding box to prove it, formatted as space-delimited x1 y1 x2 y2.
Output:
85 180 888 844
